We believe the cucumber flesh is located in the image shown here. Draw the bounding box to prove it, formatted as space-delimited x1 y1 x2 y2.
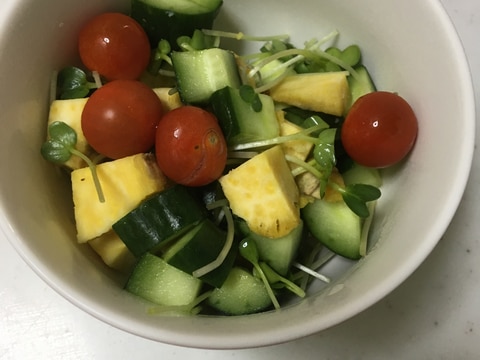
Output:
207 267 272 315
302 199 362 260
244 221 303 276
125 253 202 306
211 86 280 146
131 0 223 47
172 48 241 104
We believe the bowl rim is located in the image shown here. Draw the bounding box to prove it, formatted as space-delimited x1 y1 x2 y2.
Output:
0 0 476 349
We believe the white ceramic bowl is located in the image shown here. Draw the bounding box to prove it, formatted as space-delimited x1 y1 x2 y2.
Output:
0 0 474 349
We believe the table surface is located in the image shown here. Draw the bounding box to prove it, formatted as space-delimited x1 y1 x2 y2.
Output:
1 1 479 359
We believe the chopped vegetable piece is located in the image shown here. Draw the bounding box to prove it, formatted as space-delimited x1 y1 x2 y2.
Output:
88 230 136 273
207 267 272 315
172 48 241 104
113 185 206 257
269 71 351 116
72 153 167 242
219 145 300 238
125 253 202 306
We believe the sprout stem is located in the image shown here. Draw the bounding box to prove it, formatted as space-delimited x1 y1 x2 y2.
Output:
70 148 105 203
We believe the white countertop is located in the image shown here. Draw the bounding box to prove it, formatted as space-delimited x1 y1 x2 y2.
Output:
1 1 479 358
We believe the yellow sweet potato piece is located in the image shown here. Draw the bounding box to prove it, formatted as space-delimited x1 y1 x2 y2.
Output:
72 153 168 242
276 110 314 170
89 230 136 273
269 72 351 116
219 146 300 238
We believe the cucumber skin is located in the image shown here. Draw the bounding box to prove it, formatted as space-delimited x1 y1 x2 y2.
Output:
112 185 206 257
172 48 241 104
211 86 280 146
164 219 237 288
130 0 223 48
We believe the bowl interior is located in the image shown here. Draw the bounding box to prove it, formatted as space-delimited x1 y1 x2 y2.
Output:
0 0 474 349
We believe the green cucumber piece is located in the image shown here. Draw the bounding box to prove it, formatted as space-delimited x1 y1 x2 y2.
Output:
163 219 236 288
125 253 202 306
302 199 362 260
242 221 304 276
171 48 242 104
130 0 223 47
348 65 376 106
113 185 206 257
207 267 272 315
342 162 382 188
211 86 280 146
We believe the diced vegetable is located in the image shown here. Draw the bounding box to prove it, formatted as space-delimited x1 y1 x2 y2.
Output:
347 65 376 108
246 220 304 276
211 86 280 146
172 48 241 104
88 230 136 273
269 71 351 116
112 185 206 257
219 145 301 238
72 153 168 242
302 195 363 260
207 267 272 315
125 253 202 306
276 110 314 169
130 0 223 47
151 88 183 111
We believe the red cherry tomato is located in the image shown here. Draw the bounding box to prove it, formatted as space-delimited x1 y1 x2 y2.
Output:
78 12 151 80
82 80 163 159
341 91 418 168
155 106 228 186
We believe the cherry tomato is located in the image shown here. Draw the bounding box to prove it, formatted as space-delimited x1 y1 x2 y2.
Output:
155 106 227 186
78 13 151 81
82 80 164 159
341 91 418 168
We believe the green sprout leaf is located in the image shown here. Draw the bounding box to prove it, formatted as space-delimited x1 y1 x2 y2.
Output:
41 121 77 163
41 121 105 203
341 184 381 218
239 84 263 112
56 66 97 100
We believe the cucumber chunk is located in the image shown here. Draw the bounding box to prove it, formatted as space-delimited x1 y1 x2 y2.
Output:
342 162 382 188
125 253 202 306
112 185 206 257
172 48 241 104
207 267 272 315
242 221 304 276
348 65 376 106
302 199 362 260
163 219 237 288
211 86 280 146
131 0 223 47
